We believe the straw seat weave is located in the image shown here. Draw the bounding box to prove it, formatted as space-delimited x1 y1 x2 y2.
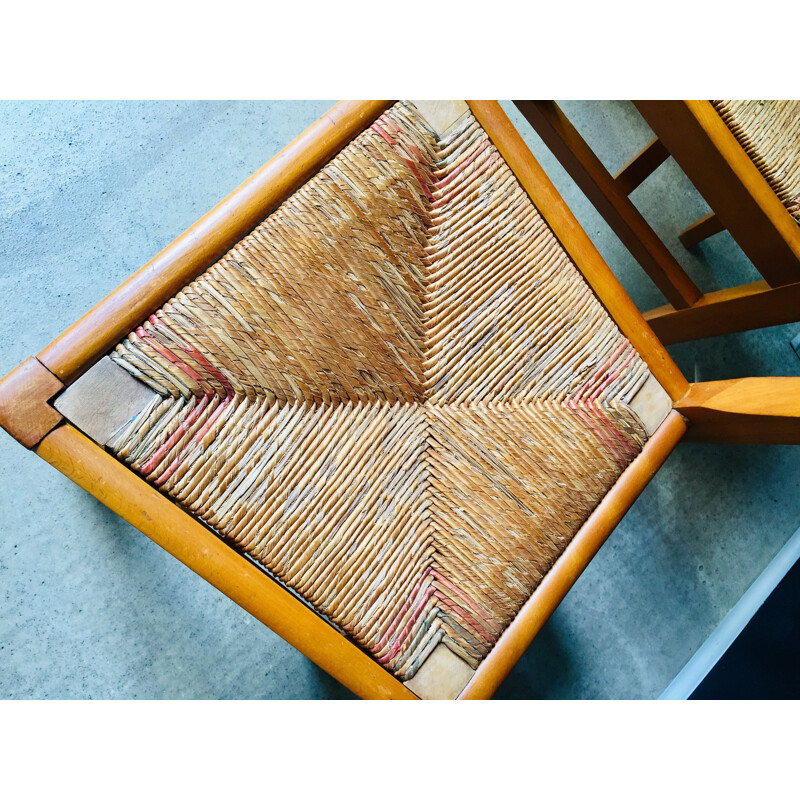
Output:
714 100 800 221
107 102 652 679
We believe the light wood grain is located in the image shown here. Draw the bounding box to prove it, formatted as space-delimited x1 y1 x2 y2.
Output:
404 644 476 700
412 100 469 136
630 375 672 436
54 357 157 445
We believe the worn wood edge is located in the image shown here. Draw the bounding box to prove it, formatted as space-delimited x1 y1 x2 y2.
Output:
675 378 800 444
644 280 800 344
457 410 687 699
54 356 159 446
0 357 64 448
630 374 672 436
411 100 469 136
35 423 416 700
404 644 476 700
37 100 394 385
470 100 689 402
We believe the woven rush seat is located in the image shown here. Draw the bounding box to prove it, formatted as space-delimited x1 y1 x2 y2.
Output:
713 100 800 221
49 101 669 696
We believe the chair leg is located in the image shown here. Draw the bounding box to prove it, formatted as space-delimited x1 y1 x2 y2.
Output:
675 377 800 444
514 100 703 311
644 280 800 344
679 211 726 248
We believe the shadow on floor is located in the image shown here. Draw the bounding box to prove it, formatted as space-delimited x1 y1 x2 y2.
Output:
691 557 800 699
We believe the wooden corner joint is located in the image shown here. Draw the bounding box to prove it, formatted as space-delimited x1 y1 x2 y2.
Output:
674 377 800 444
0 357 65 448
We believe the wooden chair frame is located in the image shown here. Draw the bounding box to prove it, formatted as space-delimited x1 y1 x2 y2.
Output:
514 100 800 344
2 100 798 700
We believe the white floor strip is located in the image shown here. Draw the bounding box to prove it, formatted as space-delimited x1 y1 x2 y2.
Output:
660 525 800 700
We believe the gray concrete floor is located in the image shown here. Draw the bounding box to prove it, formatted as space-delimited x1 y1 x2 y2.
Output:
1 101 798 699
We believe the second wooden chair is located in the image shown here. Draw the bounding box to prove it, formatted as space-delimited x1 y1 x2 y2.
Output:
515 100 800 344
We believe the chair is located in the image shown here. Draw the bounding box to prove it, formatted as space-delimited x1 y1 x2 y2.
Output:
515 100 800 344
2 100 799 700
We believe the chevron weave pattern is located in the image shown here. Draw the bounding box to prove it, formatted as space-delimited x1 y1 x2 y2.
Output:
714 100 800 221
106 102 651 680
